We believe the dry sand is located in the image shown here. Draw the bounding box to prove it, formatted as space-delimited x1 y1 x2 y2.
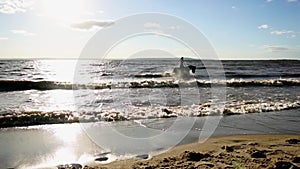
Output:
83 134 300 169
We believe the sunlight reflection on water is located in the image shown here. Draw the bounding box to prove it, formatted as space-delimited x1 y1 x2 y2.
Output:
16 124 100 169
36 60 77 82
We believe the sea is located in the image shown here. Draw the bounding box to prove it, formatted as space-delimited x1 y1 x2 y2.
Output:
0 59 299 168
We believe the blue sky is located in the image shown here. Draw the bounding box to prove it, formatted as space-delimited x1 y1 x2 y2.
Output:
0 0 299 59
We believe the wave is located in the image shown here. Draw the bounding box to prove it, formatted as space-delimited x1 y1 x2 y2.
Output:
0 78 300 92
0 111 79 128
1 99 299 128
133 71 300 80
0 80 73 91
221 100 300 115
224 78 300 87
133 73 171 78
224 73 300 79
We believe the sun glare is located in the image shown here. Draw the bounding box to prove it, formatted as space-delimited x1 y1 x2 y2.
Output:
41 0 85 22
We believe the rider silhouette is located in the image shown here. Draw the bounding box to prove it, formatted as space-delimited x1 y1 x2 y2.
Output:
180 57 184 68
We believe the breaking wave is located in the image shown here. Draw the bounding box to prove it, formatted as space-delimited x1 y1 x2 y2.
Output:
0 80 73 91
1 99 299 128
1 78 300 91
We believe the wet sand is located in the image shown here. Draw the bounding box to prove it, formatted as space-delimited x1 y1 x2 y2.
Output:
84 134 300 169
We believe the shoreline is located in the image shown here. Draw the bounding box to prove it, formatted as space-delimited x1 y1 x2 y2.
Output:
84 134 300 169
1 108 299 168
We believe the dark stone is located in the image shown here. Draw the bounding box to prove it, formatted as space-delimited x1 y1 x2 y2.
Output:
182 151 210 161
56 165 64 169
95 157 109 162
286 139 300 144
145 166 154 169
222 145 234 152
293 156 300 163
274 161 293 169
57 164 82 169
136 154 149 159
162 108 172 115
218 152 226 157
251 151 266 158
163 158 169 162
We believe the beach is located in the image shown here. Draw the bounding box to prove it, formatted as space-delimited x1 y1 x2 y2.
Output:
1 109 300 168
87 134 300 169
1 1 299 168
0 59 299 168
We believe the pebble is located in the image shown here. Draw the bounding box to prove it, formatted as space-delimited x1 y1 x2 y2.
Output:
251 151 266 158
293 156 300 163
222 145 234 152
57 163 82 169
95 157 109 162
274 161 293 169
182 151 210 161
286 139 300 144
136 154 149 159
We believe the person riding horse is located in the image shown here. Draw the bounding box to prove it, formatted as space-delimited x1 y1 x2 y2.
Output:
173 57 196 78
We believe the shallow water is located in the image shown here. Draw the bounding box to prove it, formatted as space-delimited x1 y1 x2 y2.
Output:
0 108 299 169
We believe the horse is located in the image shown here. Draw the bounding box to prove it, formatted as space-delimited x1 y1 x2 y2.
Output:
173 65 196 79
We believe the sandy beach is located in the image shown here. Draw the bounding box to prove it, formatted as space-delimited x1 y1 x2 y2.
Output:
82 134 300 169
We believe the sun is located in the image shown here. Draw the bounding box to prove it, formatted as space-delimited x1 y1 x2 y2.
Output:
41 0 85 22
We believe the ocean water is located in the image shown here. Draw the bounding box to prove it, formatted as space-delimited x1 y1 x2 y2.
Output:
0 59 300 168
0 59 299 126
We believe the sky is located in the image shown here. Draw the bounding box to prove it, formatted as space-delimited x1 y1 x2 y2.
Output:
0 0 299 60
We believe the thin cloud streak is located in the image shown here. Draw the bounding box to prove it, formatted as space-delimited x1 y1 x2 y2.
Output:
263 45 290 52
270 30 297 38
10 29 36 36
271 30 295 35
70 20 114 30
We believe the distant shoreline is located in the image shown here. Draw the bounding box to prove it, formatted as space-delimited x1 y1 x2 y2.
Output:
0 58 299 61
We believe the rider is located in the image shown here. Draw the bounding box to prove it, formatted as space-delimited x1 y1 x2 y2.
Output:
180 57 184 68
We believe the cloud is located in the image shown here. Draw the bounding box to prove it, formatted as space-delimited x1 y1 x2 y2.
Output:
287 0 297 2
263 45 290 52
258 24 269 29
0 37 8 40
0 0 33 14
270 30 296 37
270 30 294 35
70 20 114 30
11 29 36 36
